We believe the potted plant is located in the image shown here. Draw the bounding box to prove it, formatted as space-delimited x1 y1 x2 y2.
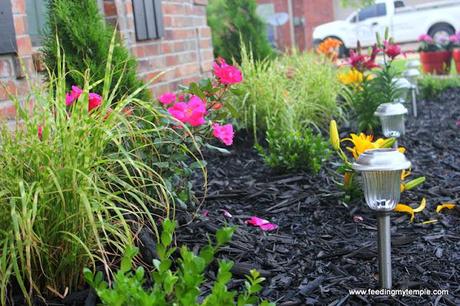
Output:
418 34 451 75
450 32 460 73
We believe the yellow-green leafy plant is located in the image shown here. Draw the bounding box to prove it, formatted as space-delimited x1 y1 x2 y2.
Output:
85 219 275 306
0 41 192 304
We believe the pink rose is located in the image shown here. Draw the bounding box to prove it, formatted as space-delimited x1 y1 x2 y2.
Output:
213 58 243 85
158 92 176 104
212 123 234 146
88 93 102 112
167 95 207 127
66 85 83 106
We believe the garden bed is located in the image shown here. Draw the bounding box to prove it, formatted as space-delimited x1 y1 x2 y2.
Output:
175 89 460 305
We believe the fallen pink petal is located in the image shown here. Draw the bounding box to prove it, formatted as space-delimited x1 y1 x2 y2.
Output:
202 210 209 217
259 223 278 231
221 209 233 218
246 216 278 231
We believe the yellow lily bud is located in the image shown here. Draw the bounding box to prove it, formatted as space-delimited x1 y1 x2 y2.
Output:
380 138 395 148
330 120 340 151
403 177 426 191
344 172 352 188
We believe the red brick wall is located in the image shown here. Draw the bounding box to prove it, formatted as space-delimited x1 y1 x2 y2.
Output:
0 0 214 117
104 0 214 95
0 0 35 122
256 0 334 51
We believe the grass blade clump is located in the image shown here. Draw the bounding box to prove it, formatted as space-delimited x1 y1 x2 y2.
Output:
0 48 186 304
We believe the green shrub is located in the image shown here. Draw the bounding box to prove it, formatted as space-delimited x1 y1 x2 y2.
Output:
418 75 460 100
0 43 183 304
257 125 331 173
85 219 274 306
42 0 149 102
207 0 274 64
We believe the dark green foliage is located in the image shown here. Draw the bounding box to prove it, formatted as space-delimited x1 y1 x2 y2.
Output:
84 220 274 306
207 0 274 64
418 75 460 100
42 0 149 101
257 125 331 173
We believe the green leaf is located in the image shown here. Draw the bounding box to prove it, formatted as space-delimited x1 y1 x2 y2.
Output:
205 144 231 155
216 227 235 246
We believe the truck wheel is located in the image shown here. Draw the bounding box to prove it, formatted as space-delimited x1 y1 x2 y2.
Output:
338 44 349 58
428 23 455 43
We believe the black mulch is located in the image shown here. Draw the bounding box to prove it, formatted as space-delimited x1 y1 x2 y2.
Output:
174 88 460 305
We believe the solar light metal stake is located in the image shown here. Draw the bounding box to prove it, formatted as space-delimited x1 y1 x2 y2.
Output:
403 69 421 117
375 102 408 149
353 149 411 289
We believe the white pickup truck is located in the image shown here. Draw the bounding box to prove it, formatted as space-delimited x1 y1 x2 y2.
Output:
313 0 460 54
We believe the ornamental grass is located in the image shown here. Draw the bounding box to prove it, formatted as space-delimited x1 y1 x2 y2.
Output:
0 42 187 304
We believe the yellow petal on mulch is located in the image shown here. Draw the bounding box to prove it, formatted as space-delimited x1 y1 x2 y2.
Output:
421 219 438 225
436 203 456 213
413 198 426 213
394 204 414 222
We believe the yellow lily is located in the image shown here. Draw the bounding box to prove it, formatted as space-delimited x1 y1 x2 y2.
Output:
338 69 363 86
343 133 382 160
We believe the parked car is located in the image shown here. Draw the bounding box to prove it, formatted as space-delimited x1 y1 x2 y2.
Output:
313 0 460 55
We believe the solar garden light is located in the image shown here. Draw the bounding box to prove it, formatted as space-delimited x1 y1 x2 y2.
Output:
374 102 408 148
352 148 411 289
403 69 421 117
406 59 420 70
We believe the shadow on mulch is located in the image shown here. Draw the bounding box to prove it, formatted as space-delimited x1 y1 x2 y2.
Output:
175 88 460 305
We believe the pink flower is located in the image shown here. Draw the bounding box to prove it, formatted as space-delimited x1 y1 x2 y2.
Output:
246 216 278 231
66 85 83 106
213 58 243 85
449 35 459 43
38 125 43 141
88 93 102 112
167 95 207 127
212 123 234 146
384 41 402 59
348 46 380 71
158 92 176 104
418 34 433 43
456 120 460 127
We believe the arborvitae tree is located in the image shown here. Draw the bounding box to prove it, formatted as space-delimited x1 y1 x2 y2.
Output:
207 0 274 64
42 0 150 101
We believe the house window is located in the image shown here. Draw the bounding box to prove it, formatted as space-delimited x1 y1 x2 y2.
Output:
0 0 17 54
132 0 164 41
26 0 48 47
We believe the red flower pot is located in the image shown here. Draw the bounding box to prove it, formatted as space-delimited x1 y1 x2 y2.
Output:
453 48 460 74
420 51 452 75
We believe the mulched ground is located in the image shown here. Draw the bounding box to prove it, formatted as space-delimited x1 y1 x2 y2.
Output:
175 88 460 305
